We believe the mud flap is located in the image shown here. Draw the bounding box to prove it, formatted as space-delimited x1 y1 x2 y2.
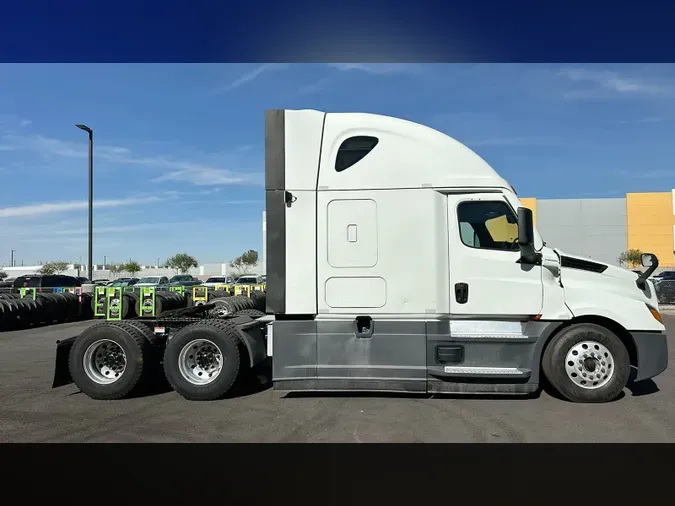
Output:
52 337 76 388
230 315 268 367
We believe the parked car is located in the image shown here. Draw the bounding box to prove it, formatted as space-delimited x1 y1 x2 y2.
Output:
201 276 236 288
12 274 82 290
108 278 139 287
168 274 202 287
76 277 91 284
134 276 170 290
653 271 675 281
235 275 264 285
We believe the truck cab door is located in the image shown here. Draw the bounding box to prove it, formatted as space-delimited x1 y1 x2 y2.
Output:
446 193 543 317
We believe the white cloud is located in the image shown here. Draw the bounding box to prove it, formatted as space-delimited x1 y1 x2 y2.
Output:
327 63 423 75
558 67 671 98
0 196 160 219
217 63 289 93
0 132 257 186
152 166 263 186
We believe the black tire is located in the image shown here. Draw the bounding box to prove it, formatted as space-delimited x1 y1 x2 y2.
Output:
250 291 266 312
542 323 630 403
231 295 255 311
68 322 151 400
163 319 242 401
134 294 165 317
234 309 266 318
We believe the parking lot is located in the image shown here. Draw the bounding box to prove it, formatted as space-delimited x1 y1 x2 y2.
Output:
0 314 673 443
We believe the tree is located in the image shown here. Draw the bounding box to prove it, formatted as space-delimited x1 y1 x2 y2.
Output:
166 253 199 274
124 261 141 277
39 261 69 275
230 249 259 275
0 270 7 281
108 263 122 278
618 249 644 268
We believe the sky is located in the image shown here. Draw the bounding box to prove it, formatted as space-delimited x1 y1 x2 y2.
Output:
1 63 675 268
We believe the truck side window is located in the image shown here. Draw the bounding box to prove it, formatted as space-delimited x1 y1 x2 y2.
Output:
335 136 379 172
457 201 519 252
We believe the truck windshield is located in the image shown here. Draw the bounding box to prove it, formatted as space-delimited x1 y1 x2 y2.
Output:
206 278 225 283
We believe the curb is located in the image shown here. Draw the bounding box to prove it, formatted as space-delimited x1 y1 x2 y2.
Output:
660 305 675 313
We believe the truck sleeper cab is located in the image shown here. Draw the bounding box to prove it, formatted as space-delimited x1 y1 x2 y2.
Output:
265 108 668 403
52 109 668 404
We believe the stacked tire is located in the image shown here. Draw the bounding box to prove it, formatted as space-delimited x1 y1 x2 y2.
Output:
134 290 187 317
209 295 257 318
249 290 266 312
0 291 94 331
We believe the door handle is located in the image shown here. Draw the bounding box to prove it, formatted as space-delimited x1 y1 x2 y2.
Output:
455 283 469 304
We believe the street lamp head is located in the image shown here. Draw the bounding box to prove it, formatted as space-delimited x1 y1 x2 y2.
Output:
76 124 92 133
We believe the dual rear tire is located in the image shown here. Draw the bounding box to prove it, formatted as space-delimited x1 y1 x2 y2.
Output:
69 319 247 402
162 320 243 401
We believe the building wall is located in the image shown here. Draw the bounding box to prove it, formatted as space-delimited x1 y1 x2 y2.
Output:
535 198 628 266
0 263 265 281
519 197 537 226
521 190 675 268
626 191 675 268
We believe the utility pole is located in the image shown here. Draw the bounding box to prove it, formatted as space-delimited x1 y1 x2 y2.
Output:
76 124 94 281
10 249 15 267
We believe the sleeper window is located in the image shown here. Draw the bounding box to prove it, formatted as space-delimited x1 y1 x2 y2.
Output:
457 201 519 251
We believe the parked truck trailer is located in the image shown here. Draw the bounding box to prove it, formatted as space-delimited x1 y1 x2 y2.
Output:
52 108 668 403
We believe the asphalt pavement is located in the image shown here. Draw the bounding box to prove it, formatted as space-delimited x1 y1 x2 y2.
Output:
1 314 674 443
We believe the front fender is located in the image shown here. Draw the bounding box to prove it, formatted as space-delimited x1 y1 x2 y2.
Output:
564 288 665 333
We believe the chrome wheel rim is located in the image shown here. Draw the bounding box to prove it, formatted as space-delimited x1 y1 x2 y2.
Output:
83 339 127 385
565 340 614 389
178 339 224 385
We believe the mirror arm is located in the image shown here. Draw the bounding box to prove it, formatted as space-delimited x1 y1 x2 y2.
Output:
636 254 659 290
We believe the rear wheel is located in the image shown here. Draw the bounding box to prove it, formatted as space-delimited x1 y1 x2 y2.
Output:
163 319 242 401
542 323 630 403
68 322 151 400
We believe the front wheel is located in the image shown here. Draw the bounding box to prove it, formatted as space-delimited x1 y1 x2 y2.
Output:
163 320 242 401
542 323 630 403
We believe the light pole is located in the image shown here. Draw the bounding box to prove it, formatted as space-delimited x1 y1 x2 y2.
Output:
10 249 15 267
76 124 93 282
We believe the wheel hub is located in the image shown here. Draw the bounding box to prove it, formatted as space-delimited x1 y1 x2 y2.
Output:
178 339 224 385
565 340 614 390
83 339 128 385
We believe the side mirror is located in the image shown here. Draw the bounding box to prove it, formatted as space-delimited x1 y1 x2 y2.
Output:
517 207 535 247
641 253 656 268
636 253 659 290
517 207 540 265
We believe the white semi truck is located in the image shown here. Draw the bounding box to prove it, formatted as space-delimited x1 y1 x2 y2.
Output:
52 108 668 404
